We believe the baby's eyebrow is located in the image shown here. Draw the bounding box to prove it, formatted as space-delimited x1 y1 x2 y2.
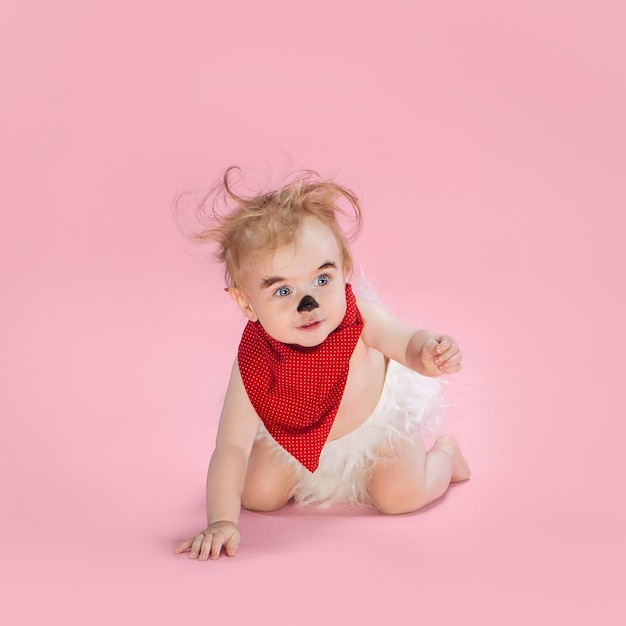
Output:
261 275 286 289
318 261 337 271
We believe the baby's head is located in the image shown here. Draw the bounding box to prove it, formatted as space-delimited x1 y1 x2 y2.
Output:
202 167 361 289
196 167 362 346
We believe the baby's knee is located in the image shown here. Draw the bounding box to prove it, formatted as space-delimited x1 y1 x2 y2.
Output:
368 478 429 515
241 483 290 512
371 492 427 515
241 493 286 512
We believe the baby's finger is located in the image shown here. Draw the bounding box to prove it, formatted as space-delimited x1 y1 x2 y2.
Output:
438 351 462 373
199 534 216 561
434 344 456 364
424 337 440 356
189 533 207 559
174 539 192 554
438 344 460 363
210 532 227 560
224 532 241 557
434 335 453 354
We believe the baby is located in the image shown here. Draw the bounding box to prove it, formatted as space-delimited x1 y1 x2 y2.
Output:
175 168 470 561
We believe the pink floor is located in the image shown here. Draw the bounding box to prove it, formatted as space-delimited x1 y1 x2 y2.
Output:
3 2 625 624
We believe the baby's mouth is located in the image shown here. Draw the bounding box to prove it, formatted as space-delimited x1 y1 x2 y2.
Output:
298 319 323 330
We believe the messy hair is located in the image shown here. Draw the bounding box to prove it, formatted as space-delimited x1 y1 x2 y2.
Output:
187 167 362 289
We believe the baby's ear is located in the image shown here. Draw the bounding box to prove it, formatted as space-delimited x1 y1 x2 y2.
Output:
228 287 258 322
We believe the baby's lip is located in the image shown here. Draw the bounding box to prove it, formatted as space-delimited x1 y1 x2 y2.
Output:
298 318 324 329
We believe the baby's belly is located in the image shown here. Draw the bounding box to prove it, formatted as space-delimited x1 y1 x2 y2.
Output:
327 348 387 441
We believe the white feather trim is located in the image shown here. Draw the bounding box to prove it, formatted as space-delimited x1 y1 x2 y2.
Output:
256 360 443 508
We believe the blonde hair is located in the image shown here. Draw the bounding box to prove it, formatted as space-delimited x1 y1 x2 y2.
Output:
187 167 362 288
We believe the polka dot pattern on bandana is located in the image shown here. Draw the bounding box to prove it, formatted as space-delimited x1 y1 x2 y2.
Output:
238 284 363 472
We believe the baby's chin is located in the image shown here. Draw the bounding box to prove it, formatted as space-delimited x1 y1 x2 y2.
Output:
282 332 331 349
289 335 329 348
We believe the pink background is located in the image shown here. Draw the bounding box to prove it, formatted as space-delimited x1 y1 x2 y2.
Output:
2 1 625 624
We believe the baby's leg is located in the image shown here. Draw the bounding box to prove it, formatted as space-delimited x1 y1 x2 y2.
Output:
241 437 299 512
367 435 471 515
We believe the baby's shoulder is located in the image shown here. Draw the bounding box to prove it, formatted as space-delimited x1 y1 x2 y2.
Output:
356 296 384 319
357 297 395 333
356 297 415 365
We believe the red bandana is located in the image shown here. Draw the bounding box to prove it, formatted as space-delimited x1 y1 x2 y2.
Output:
237 283 363 472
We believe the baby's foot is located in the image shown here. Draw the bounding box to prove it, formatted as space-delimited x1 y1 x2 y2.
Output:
433 435 471 482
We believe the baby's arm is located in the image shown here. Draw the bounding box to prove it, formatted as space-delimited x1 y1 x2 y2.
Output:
358 299 461 376
175 359 259 560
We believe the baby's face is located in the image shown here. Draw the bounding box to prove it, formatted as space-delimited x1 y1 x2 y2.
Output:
233 216 348 347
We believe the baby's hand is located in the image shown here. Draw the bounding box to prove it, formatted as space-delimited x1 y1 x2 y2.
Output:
174 521 241 561
420 335 462 376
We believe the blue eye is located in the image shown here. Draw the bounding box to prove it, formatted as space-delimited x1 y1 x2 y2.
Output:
315 274 329 286
274 286 292 297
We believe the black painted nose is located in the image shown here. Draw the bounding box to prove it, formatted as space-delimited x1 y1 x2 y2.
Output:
297 295 319 313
